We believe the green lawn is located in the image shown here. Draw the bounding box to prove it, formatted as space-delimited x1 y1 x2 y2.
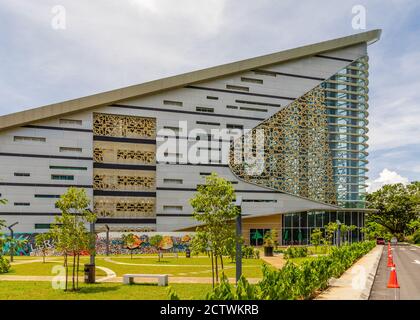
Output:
0 281 211 300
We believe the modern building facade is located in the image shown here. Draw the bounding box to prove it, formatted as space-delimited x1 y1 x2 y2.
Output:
0 30 381 245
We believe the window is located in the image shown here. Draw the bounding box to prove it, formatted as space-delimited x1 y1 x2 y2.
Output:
243 199 277 203
200 172 211 176
226 105 238 110
59 119 82 125
51 175 74 181
250 229 271 246
35 194 61 198
196 121 220 126
163 100 183 107
163 205 183 212
59 147 82 153
163 179 183 184
34 224 53 229
226 84 249 92
14 136 46 142
163 126 181 133
206 96 219 100
235 99 281 108
49 166 87 170
239 106 267 112
196 107 214 113
226 124 243 130
14 202 30 206
241 77 263 84
253 69 277 77
14 172 30 177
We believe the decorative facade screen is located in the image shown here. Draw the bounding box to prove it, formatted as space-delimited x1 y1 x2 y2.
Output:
93 113 157 219
229 57 369 208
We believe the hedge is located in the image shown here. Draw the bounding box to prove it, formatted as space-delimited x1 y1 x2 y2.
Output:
205 241 376 300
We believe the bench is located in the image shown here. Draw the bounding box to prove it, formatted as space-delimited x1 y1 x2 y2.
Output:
122 274 169 286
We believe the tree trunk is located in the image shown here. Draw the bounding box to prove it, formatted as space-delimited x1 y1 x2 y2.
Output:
220 255 224 273
210 250 215 288
64 253 68 291
72 252 76 291
43 251 45 263
76 254 79 290
215 253 219 283
131 250 133 259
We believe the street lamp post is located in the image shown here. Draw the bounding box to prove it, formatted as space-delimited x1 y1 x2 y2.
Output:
235 196 242 285
7 222 18 262
90 221 95 266
105 224 110 256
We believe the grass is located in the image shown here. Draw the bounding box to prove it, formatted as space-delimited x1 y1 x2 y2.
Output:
4 255 264 279
0 281 212 300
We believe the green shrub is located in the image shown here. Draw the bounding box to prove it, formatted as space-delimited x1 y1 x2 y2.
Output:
0 256 10 273
242 246 259 259
283 246 308 259
204 241 376 300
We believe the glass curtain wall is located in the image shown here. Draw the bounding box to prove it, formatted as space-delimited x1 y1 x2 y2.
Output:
282 211 365 245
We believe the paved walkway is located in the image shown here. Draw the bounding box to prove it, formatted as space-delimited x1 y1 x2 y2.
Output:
260 254 285 269
315 245 383 300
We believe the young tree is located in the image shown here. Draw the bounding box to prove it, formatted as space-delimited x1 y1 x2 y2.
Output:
190 173 239 286
122 233 137 259
52 187 96 291
149 234 163 262
310 228 323 253
324 222 338 253
35 233 53 263
367 182 420 240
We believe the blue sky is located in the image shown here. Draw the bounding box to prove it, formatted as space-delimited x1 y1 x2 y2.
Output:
0 0 419 191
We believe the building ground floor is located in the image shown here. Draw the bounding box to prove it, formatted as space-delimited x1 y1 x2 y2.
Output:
181 210 366 246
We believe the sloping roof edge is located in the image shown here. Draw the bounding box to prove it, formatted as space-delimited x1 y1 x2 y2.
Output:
0 29 381 131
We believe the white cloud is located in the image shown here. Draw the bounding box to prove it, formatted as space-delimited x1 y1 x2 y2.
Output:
367 168 409 193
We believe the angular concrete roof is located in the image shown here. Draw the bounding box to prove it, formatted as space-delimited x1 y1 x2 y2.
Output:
0 29 381 131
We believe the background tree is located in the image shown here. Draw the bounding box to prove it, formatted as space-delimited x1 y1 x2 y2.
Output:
366 182 420 240
190 173 239 286
122 233 137 259
35 233 53 263
360 220 392 241
149 234 163 262
51 187 96 291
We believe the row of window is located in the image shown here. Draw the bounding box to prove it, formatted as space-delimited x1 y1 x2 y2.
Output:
13 173 74 180
195 121 244 129
13 136 83 152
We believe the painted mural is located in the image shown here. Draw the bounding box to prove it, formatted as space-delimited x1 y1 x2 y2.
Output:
1 232 194 256
95 232 193 255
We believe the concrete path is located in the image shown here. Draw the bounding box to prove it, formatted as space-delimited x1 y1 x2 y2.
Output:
315 245 382 300
370 244 420 300
260 254 285 269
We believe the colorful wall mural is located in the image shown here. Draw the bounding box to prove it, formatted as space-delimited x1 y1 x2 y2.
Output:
1 232 194 256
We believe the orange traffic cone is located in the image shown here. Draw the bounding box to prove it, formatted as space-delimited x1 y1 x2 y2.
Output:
387 266 400 288
387 253 395 267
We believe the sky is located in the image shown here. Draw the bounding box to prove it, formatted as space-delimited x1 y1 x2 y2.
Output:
0 0 419 192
